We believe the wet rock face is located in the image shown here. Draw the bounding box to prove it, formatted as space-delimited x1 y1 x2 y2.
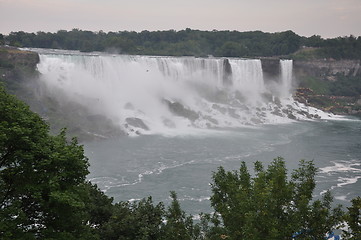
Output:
261 57 361 84
0 47 40 93
261 58 280 79
125 117 149 130
223 58 233 86
0 47 39 69
162 99 199 121
293 59 361 80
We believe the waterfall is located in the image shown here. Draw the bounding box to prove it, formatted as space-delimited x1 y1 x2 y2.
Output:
229 59 265 101
280 59 293 98
35 50 323 136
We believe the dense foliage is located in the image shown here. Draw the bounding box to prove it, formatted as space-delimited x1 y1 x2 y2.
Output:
343 197 361 239
3 29 361 59
1 86 361 239
0 85 92 239
210 158 344 239
0 34 4 45
329 75 361 97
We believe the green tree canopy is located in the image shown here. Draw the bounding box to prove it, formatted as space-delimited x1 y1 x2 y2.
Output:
0 85 94 239
343 196 361 239
5 29 361 59
210 157 344 240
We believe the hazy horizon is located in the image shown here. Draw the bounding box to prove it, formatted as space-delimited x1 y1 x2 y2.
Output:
1 0 361 38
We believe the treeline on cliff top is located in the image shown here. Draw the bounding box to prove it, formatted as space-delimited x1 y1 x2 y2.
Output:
1 29 361 59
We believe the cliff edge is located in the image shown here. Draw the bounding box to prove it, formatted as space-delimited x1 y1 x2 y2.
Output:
293 59 361 117
0 46 39 84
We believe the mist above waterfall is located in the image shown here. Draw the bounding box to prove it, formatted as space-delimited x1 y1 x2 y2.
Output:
35 50 327 136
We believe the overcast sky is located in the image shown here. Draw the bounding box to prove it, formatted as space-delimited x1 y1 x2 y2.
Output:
1 0 360 38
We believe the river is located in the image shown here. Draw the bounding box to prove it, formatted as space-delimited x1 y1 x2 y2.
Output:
85 118 361 216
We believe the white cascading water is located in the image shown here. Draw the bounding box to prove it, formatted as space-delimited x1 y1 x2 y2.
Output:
230 59 265 100
280 59 293 98
35 50 327 136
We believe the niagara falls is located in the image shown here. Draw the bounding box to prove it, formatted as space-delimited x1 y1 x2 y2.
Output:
35 49 330 136
1 1 361 237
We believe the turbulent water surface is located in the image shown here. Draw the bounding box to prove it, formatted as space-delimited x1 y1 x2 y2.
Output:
85 119 361 215
33 49 361 215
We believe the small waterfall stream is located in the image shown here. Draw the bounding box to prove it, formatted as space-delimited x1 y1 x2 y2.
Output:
280 59 293 98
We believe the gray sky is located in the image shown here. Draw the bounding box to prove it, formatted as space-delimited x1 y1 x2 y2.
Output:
1 0 360 38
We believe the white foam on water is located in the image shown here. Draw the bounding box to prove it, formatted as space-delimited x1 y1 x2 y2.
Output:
335 195 349 201
319 160 361 174
318 160 361 199
179 195 211 203
89 158 200 193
